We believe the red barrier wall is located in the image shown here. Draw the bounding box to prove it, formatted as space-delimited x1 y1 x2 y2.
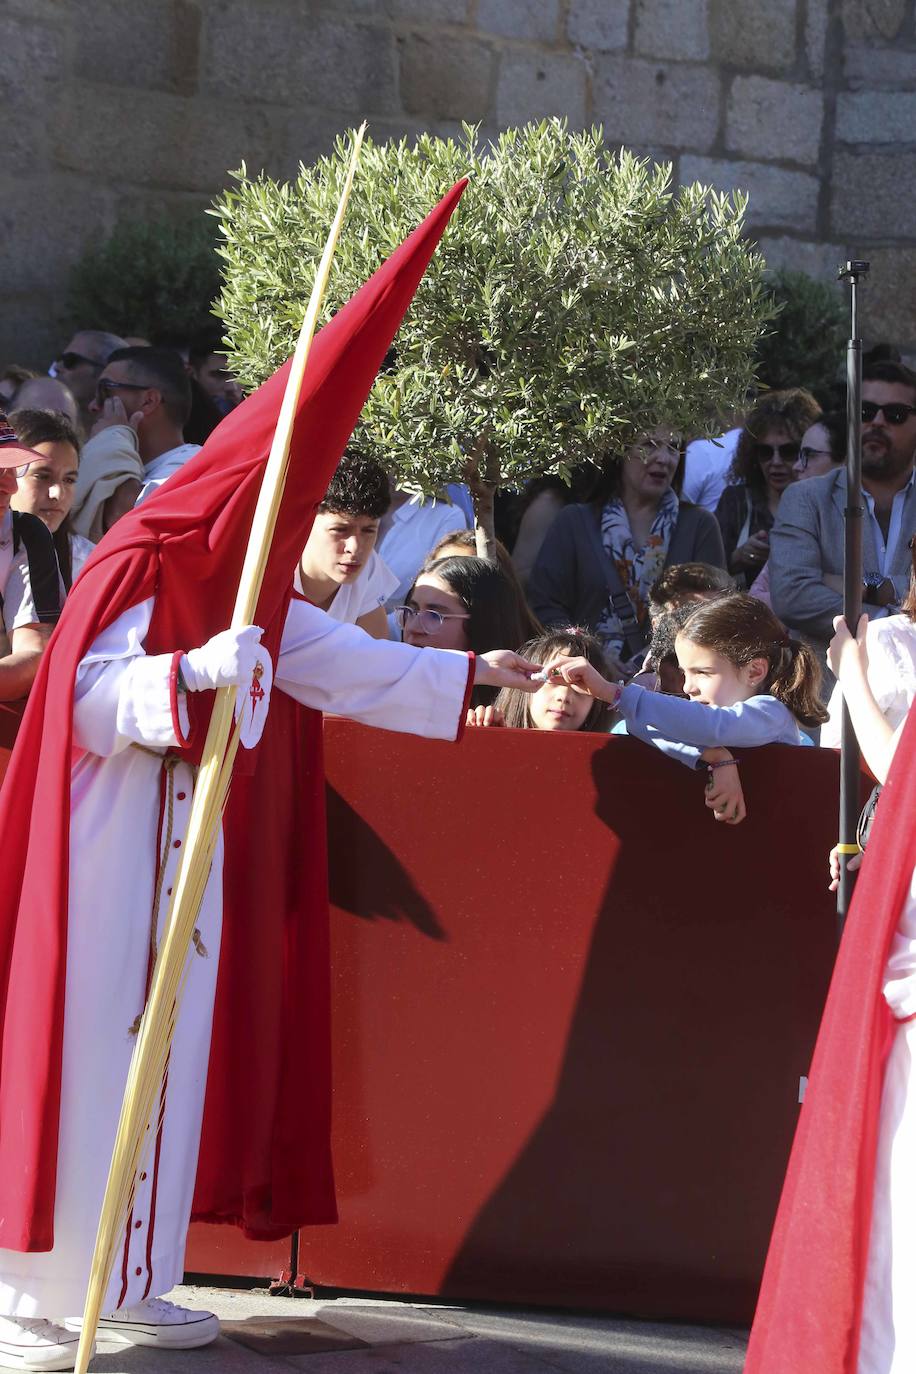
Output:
188 720 845 1323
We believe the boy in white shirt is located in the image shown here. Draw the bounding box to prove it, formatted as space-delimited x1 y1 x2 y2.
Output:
295 453 397 638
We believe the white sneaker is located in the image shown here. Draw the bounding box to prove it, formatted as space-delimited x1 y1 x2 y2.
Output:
81 1296 219 1349
0 1315 91 1371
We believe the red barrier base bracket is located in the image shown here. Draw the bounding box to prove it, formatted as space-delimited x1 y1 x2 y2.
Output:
268 1233 315 1298
268 1271 316 1299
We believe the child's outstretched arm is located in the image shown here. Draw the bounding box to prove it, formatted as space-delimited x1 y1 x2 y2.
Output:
536 657 702 768
617 684 789 749
541 657 789 750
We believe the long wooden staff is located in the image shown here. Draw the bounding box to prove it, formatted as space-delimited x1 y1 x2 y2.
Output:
74 124 366 1374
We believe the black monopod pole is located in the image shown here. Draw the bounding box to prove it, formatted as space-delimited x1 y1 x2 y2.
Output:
836 259 869 939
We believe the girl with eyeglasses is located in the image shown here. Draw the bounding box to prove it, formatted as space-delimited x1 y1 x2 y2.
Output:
715 389 821 587
394 556 529 704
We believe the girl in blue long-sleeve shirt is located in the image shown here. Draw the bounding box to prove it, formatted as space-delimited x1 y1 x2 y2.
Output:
542 594 828 772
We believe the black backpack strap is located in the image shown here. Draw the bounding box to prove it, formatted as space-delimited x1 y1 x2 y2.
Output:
11 512 62 624
573 505 649 659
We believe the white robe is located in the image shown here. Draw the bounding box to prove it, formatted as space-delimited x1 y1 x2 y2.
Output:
0 597 470 1318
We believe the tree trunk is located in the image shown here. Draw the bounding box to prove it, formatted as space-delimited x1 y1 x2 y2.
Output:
465 437 500 563
472 484 498 561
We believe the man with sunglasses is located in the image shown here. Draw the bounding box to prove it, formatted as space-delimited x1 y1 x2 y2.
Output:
771 360 916 688
69 347 200 543
53 332 127 437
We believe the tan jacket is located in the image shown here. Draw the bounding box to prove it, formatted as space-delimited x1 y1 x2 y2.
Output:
69 425 144 543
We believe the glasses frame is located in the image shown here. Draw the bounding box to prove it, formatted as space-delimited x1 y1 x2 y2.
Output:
57 351 100 373
753 441 800 463
57 351 102 371
94 377 158 404
630 439 681 467
861 401 916 427
752 442 802 464
795 446 833 470
394 604 472 633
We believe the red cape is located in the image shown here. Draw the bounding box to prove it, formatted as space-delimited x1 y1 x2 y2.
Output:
745 701 916 1373
0 180 466 1252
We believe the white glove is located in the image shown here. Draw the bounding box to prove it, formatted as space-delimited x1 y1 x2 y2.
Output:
181 626 266 693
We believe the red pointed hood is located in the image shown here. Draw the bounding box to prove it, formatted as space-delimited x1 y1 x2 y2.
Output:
0 179 467 1251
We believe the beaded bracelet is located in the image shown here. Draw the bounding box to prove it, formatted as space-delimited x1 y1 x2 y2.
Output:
707 757 740 771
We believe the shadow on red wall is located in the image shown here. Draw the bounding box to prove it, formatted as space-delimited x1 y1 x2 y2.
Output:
241 721 843 1325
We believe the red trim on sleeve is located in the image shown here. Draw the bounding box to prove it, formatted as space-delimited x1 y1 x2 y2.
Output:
455 652 476 742
169 650 193 749
895 1009 916 1025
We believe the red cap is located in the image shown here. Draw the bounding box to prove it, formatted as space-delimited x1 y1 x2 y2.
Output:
0 412 45 469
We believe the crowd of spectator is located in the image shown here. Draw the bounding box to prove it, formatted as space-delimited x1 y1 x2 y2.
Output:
2 324 916 829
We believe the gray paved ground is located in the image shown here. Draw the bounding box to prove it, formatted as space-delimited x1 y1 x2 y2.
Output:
85 1285 748 1373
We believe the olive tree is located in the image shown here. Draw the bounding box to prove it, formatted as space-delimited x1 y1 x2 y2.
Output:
212 120 773 558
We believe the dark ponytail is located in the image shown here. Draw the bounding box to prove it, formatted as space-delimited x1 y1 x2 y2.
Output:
765 636 829 727
680 593 828 728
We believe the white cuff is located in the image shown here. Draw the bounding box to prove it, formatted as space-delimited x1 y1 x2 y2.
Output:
116 653 186 748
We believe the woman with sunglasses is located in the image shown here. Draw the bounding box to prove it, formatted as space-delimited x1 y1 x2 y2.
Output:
748 412 848 608
395 555 529 704
714 389 821 587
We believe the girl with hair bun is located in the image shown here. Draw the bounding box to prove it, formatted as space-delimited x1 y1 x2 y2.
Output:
540 593 827 777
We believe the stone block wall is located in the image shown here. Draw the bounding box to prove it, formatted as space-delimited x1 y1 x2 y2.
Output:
2 0 914 368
